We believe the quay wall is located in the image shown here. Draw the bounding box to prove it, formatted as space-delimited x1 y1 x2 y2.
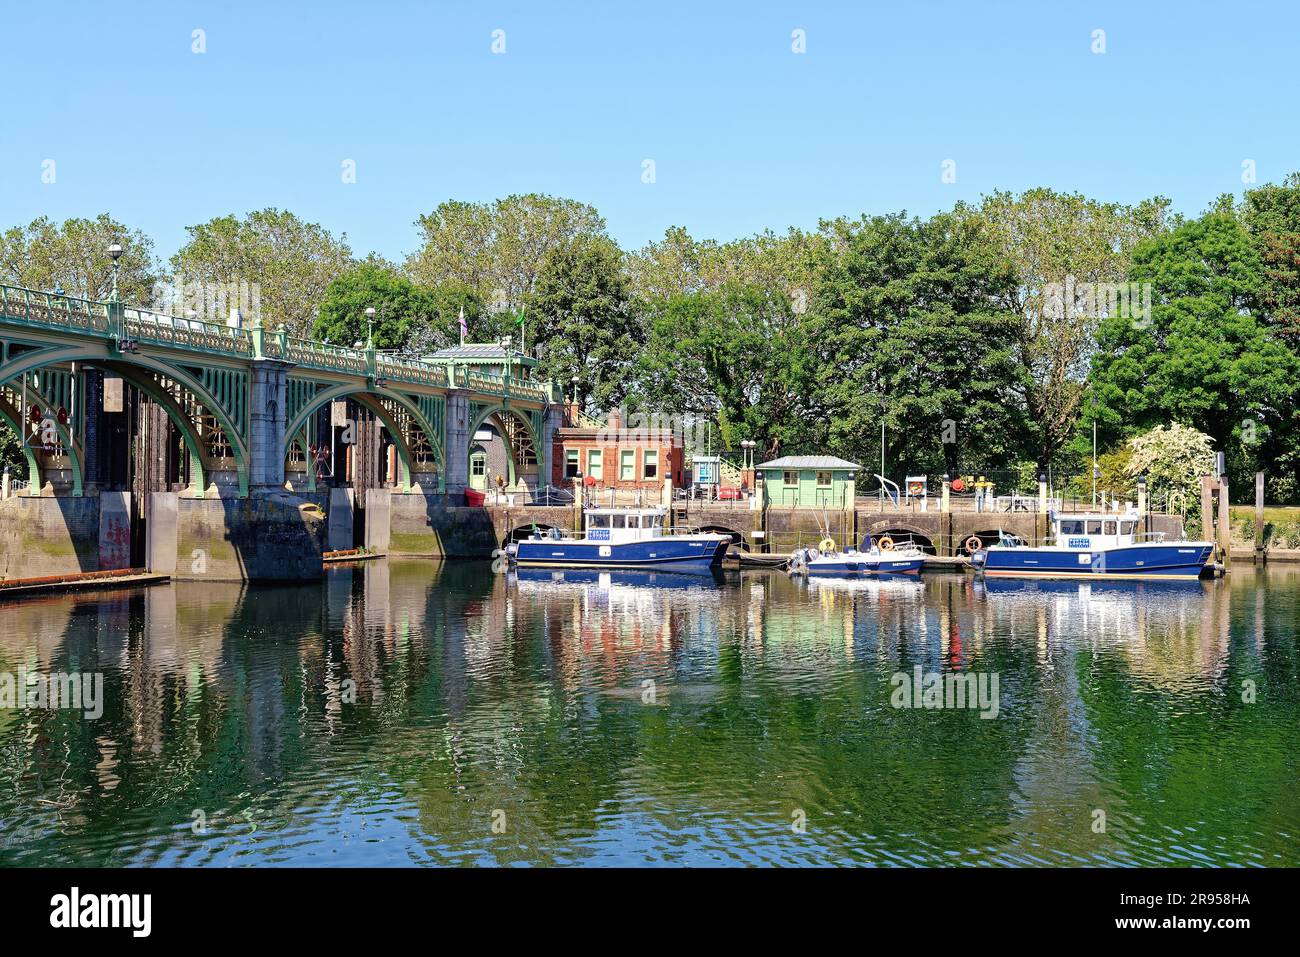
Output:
0 494 103 580
150 490 326 582
370 490 572 557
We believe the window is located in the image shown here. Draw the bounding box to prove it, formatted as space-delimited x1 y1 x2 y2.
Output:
1086 521 1102 534
1120 521 1135 535
643 450 658 480
588 513 610 528
783 470 799 487
1103 521 1117 535
612 514 626 529
816 470 833 488
627 514 641 529
564 449 579 479
470 456 486 478
1059 521 1082 535
620 449 635 481
588 449 602 481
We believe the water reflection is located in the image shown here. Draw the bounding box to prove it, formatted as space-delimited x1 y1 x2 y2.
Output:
0 562 1295 867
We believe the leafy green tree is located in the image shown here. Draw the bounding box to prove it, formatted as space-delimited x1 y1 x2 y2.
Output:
313 262 479 353
806 211 1027 478
406 194 606 316
635 285 820 458
0 214 159 302
1087 213 1298 495
171 209 352 336
1241 173 1300 342
527 234 640 411
963 188 1173 470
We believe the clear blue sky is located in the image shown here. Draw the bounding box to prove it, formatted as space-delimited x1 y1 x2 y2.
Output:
1 1 1295 263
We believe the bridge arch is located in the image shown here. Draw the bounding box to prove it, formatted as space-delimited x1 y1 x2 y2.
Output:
695 523 748 550
0 346 245 496
468 403 539 488
284 384 444 493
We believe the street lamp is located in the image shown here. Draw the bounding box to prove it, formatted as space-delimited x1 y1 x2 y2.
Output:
570 375 579 405
364 306 376 347
107 243 123 302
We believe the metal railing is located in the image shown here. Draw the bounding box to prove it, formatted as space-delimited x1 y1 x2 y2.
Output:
0 281 551 403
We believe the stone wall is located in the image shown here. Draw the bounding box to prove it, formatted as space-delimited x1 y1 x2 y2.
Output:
151 490 326 581
370 490 570 557
0 495 102 580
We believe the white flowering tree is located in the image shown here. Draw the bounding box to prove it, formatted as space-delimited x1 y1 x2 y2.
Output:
1125 423 1216 512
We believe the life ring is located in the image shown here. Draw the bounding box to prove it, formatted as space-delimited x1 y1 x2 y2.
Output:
964 535 983 555
951 477 966 492
878 535 895 551
818 538 836 553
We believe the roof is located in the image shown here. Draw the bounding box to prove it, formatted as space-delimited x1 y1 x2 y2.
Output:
425 343 535 362
757 455 862 471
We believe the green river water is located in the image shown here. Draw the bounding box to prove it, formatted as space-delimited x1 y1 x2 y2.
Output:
0 561 1296 866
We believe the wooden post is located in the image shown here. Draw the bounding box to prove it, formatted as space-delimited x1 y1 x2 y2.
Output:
1217 477 1231 570
1255 472 1266 564
1200 475 1214 543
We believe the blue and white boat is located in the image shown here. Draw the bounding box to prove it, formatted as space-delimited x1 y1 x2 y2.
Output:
971 509 1214 581
788 535 925 577
506 506 731 571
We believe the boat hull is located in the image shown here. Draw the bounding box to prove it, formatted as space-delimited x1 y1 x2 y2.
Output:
510 535 729 570
804 556 924 576
977 542 1214 581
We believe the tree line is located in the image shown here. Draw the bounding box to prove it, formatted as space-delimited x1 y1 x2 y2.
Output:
3 179 1299 503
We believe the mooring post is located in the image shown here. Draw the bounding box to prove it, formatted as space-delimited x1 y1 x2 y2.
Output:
1200 475 1214 543
1217 477 1231 570
1255 472 1265 564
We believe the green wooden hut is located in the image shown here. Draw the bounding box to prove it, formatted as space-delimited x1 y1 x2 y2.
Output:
757 455 860 508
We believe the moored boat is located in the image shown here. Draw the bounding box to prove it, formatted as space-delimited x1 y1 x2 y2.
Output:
971 509 1214 581
506 506 730 571
788 535 925 577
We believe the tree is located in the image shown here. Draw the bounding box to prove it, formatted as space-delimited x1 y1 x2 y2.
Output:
806 211 1027 477
526 234 640 411
406 194 606 316
312 262 479 354
1241 173 1300 342
635 284 820 458
0 214 159 302
963 188 1174 470
1125 424 1216 511
1087 213 1298 494
171 209 353 336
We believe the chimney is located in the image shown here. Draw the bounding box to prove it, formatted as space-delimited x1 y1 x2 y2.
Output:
607 407 622 430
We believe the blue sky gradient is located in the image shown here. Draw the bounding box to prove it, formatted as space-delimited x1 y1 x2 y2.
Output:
1 1 1295 262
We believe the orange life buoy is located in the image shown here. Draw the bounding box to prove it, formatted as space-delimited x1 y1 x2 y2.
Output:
951 477 966 492
878 536 895 551
964 535 983 555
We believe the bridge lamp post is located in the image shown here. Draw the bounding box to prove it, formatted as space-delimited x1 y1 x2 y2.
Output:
364 306 376 347
107 243 123 302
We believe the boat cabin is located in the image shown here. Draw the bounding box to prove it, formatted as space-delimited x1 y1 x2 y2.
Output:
583 507 668 543
1050 511 1143 549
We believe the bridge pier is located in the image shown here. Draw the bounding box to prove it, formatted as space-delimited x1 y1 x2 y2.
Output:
444 389 470 495
249 359 292 488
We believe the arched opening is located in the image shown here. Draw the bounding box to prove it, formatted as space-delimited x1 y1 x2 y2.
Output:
284 387 443 496
865 526 938 555
468 405 539 492
697 524 747 551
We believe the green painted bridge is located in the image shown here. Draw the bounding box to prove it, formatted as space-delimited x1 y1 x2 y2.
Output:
0 282 563 499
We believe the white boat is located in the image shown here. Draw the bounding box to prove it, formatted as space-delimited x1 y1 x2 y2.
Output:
506 507 731 570
788 535 925 577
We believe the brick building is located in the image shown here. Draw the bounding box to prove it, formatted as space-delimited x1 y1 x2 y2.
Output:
550 408 684 493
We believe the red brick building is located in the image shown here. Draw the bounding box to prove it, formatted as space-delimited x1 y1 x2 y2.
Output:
550 408 685 493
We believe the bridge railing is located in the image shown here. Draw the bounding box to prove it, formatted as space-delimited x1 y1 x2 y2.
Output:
0 283 110 333
123 307 253 356
1 282 553 402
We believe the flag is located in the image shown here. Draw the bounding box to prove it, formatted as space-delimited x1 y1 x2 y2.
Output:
515 306 526 326
458 305 467 342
